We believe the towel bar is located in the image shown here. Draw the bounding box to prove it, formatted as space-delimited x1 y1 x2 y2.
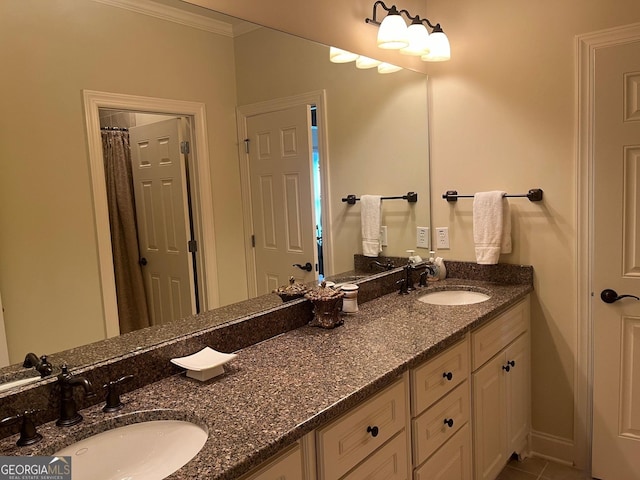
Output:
442 188 543 203
342 192 418 205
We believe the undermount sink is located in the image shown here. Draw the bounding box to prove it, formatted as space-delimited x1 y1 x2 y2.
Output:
418 289 491 306
54 419 208 480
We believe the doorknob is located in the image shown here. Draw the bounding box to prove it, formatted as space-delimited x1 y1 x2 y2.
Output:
293 262 313 272
139 257 148 266
600 289 640 303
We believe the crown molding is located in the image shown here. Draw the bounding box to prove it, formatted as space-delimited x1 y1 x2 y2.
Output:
91 0 234 36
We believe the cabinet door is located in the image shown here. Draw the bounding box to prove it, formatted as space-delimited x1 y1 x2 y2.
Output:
317 378 407 480
241 443 304 480
412 381 470 466
341 431 408 480
411 338 469 416
414 423 472 480
505 332 530 454
472 352 507 480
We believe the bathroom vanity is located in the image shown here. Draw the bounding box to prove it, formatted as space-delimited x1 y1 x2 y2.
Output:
0 263 532 480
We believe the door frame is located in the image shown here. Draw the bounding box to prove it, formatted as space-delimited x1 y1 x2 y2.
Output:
236 90 333 298
83 90 220 338
576 22 640 472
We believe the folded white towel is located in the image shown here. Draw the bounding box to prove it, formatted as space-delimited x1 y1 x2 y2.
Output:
361 195 382 257
473 191 511 264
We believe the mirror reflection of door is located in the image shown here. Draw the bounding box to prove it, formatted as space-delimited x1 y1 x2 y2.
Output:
100 112 198 333
246 104 319 294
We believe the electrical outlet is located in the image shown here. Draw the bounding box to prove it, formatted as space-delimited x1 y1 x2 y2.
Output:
416 226 429 249
436 227 450 249
380 226 388 246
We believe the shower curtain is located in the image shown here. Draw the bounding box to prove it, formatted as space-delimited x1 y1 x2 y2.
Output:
101 130 151 333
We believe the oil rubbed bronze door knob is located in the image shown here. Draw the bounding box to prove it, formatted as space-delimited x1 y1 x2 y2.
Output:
600 289 639 303
293 262 313 272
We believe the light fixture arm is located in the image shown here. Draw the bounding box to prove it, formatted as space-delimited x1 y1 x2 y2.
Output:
365 1 398 26
399 10 440 30
365 2 444 33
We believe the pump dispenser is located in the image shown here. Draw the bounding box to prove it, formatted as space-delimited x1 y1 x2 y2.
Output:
427 251 440 281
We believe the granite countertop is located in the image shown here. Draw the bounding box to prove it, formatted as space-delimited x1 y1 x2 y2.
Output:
1 277 531 479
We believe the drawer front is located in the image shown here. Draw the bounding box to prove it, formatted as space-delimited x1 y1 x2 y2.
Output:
471 297 529 370
411 337 469 416
317 378 407 480
412 381 470 466
241 443 303 480
342 431 408 480
414 423 472 480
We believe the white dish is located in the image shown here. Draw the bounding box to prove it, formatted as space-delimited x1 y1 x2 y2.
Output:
171 347 237 381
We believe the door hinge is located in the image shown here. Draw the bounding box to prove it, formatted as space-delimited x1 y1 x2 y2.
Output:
188 240 197 253
251 234 255 247
244 138 250 154
180 141 190 154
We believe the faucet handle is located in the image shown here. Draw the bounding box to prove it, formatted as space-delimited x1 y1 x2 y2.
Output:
0 409 43 446
37 355 53 377
103 375 134 413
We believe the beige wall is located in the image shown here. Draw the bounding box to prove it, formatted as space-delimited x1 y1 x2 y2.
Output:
0 0 246 362
189 0 640 465
234 27 430 272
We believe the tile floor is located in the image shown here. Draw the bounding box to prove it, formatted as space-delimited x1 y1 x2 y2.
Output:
497 456 590 480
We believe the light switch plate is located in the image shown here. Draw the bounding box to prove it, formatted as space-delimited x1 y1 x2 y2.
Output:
380 226 388 246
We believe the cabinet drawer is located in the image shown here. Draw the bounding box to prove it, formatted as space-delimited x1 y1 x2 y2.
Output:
414 423 472 480
412 381 470 466
317 377 407 480
240 443 303 480
411 337 469 416
342 431 408 480
471 297 529 370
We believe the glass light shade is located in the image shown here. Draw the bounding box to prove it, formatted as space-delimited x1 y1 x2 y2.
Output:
355 56 381 69
421 31 451 61
400 22 430 56
377 62 403 74
377 14 409 50
329 47 359 63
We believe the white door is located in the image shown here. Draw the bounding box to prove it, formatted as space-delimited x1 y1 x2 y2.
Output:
246 105 317 295
129 118 196 326
592 40 640 479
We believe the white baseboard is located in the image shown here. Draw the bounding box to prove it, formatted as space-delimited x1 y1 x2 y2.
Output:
530 430 575 466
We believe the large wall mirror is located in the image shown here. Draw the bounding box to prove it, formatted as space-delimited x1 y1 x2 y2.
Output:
0 0 430 383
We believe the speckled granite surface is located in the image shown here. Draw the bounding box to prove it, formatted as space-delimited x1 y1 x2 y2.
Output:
1 272 532 480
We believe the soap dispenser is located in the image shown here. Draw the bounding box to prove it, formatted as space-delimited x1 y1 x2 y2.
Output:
427 251 440 281
435 254 447 280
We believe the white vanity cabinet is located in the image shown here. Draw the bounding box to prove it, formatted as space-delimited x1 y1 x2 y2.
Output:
471 297 530 480
241 295 531 480
411 337 473 479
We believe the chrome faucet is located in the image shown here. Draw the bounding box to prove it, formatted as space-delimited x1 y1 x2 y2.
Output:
56 364 95 427
23 352 53 378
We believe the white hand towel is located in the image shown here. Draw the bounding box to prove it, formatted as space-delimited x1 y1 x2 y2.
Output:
473 191 511 264
360 195 382 257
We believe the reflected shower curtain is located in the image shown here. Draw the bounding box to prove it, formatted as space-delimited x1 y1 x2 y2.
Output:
101 130 151 333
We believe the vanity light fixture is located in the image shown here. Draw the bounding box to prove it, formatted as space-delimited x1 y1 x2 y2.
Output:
377 62 403 74
356 55 382 69
329 46 359 63
328 47 402 73
365 1 451 62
